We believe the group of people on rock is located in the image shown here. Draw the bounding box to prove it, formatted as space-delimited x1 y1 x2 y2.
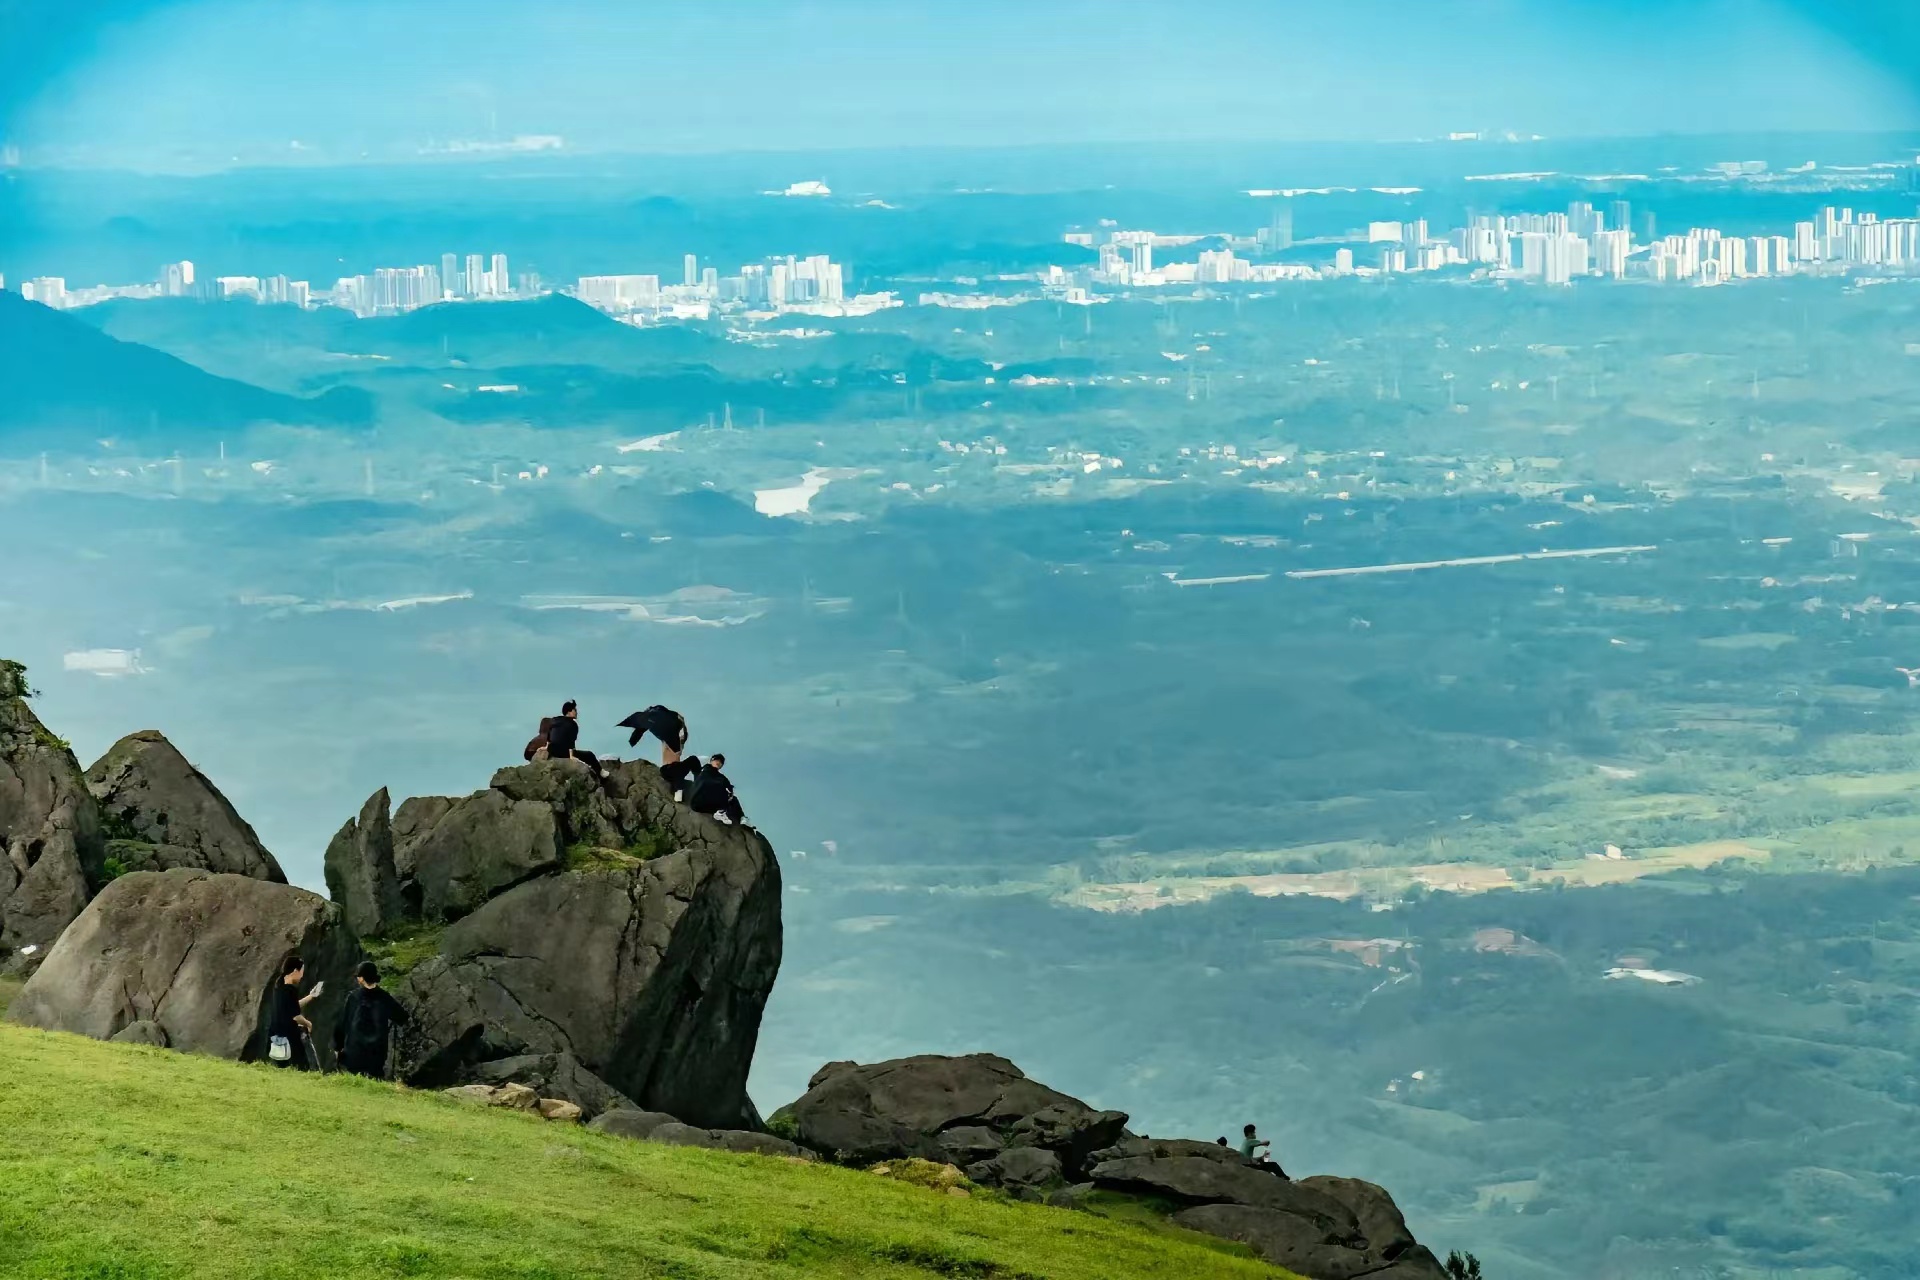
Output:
256 696 750 1078
525 699 747 825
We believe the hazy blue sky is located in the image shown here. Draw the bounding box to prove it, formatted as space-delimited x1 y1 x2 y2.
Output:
5 0 1920 169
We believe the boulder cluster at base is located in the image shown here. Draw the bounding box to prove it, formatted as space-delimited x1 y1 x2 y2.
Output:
0 659 1450 1279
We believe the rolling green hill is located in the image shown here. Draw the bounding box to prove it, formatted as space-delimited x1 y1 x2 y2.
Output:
0 1020 1286 1280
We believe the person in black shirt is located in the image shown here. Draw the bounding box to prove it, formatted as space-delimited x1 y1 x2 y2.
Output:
545 700 603 775
687 752 745 824
264 954 322 1071
333 961 410 1079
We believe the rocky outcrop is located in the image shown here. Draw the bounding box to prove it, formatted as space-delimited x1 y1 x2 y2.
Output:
86 731 285 883
322 788 407 938
0 662 104 968
1089 1138 1446 1280
6 867 361 1060
400 789 562 923
380 758 781 1131
466 1052 636 1119
769 1053 1129 1186
589 1107 815 1160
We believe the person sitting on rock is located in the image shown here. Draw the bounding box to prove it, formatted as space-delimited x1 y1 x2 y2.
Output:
686 752 744 824
1238 1123 1285 1177
523 715 555 763
661 753 702 801
544 701 604 776
265 954 322 1072
332 960 410 1080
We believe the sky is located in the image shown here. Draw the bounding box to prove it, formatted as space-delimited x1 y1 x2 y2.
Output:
4 0 1920 170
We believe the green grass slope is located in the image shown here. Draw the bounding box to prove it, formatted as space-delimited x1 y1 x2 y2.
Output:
0 1022 1288 1280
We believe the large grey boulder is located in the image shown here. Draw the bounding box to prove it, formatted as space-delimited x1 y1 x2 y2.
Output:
0 661 104 967
967 1146 1064 1196
770 1053 1129 1181
401 788 562 922
589 1108 815 1160
467 1052 636 1119
86 731 284 883
323 788 408 938
1091 1139 1363 1221
6 868 361 1060
586 1108 681 1141
390 759 782 1130
1086 1138 1443 1280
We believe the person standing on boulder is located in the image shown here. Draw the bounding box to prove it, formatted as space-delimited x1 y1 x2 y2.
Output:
333 961 410 1080
265 955 322 1072
545 700 604 776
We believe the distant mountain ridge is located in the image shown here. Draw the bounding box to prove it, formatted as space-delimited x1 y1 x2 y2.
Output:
0 291 372 449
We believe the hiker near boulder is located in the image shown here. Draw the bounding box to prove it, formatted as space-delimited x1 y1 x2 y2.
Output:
333 960 410 1079
266 955 323 1071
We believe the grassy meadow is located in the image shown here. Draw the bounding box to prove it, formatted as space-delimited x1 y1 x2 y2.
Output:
0 1021 1284 1280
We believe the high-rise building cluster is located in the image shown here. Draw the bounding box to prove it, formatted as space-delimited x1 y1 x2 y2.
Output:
330 251 513 316
572 252 854 318
1063 198 1920 292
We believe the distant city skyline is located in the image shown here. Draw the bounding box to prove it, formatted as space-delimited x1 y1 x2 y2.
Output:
7 0 1920 173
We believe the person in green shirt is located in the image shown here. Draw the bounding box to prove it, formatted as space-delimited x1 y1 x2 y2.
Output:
1238 1123 1286 1176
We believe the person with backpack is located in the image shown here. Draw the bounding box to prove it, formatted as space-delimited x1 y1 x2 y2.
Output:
545 700 604 775
264 954 322 1071
332 961 410 1079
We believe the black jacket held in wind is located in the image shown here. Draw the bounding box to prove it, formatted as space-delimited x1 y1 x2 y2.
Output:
333 985 410 1076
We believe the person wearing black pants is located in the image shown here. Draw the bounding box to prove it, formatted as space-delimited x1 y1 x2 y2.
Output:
687 753 745 824
265 955 321 1071
545 700 602 775
661 754 702 800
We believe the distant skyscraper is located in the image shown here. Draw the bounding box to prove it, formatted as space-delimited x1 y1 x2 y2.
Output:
1269 201 1293 251
441 253 459 297
491 254 509 296
1592 229 1630 278
1333 248 1354 273
465 254 485 298
160 260 195 297
1131 238 1152 276
1518 232 1550 279
701 266 718 295
684 254 699 288
1610 200 1631 242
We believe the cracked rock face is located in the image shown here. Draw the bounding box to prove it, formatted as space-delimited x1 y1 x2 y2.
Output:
389 759 782 1130
769 1053 1129 1183
86 730 285 883
6 868 361 1059
0 664 104 966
